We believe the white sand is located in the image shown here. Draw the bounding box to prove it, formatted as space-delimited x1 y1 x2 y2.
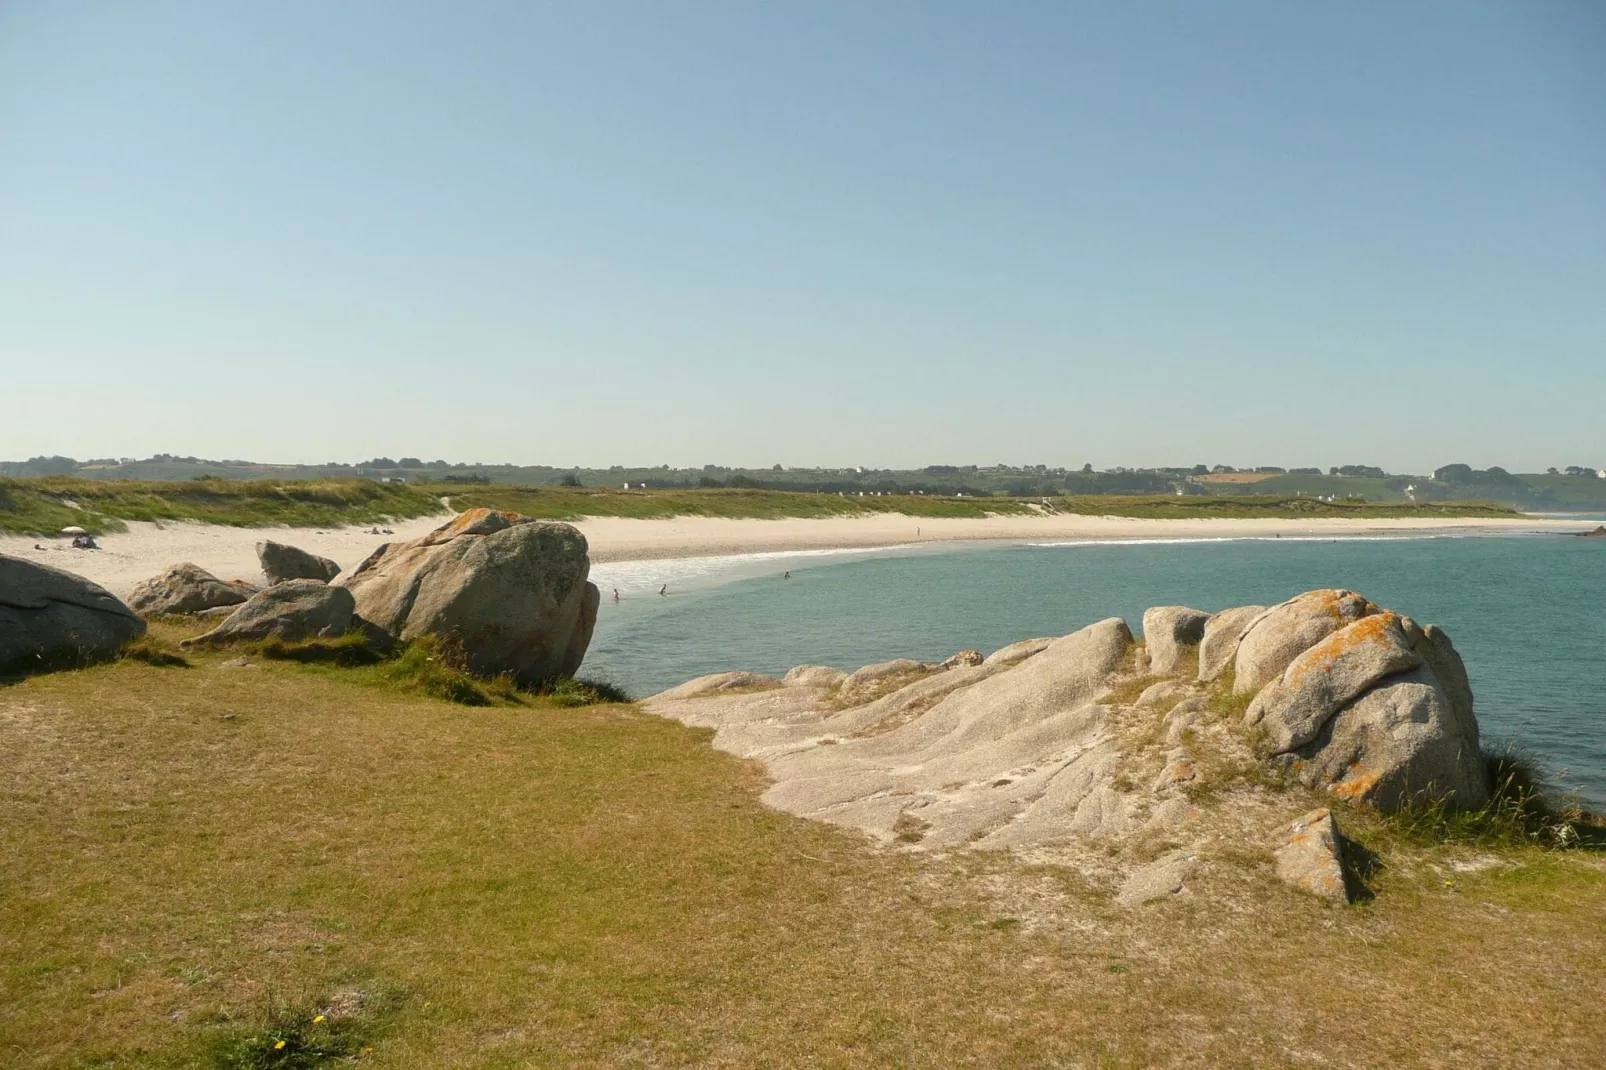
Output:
2 511 1591 598
575 512 1590 563
0 515 451 598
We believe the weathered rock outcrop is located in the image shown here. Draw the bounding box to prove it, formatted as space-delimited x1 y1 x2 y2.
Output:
182 580 355 647
257 540 341 585
333 509 599 686
127 563 249 616
1196 604 1265 682
644 588 1494 905
1143 606 1210 676
1233 590 1379 693
1 554 145 671
1246 612 1488 811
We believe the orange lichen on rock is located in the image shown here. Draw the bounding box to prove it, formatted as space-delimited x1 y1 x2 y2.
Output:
1310 588 1378 625
1285 612 1404 688
1330 762 1383 802
423 507 526 545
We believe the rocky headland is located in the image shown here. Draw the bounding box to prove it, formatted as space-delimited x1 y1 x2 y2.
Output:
648 589 1496 904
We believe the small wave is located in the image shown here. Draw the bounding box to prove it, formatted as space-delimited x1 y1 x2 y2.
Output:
591 542 922 595
1024 534 1456 548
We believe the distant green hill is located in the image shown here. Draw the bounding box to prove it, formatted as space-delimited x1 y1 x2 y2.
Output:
2 455 1602 514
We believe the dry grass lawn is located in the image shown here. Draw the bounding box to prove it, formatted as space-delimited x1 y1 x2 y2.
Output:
2 635 1604 1067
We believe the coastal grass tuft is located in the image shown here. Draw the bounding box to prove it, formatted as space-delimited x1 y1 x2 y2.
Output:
252 632 389 668
1379 742 1605 850
118 636 191 668
533 675 633 706
209 987 402 1069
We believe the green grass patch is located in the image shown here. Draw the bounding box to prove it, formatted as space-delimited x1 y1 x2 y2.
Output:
118 636 191 669
252 632 389 668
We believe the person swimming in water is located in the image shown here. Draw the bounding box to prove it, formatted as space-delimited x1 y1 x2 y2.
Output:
612 587 620 602
783 571 791 579
659 584 667 596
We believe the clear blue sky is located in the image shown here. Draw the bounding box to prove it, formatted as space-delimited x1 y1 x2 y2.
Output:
2 1 1602 472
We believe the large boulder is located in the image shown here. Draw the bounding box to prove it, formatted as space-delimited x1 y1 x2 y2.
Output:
182 580 355 647
1245 610 1488 811
1142 606 1210 676
1 554 146 672
127 563 249 616
1245 612 1423 752
257 540 341 585
1196 605 1266 682
1233 590 1379 693
334 509 599 686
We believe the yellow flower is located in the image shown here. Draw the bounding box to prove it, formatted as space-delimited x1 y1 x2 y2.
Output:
313 1015 326 1023
274 1040 286 1050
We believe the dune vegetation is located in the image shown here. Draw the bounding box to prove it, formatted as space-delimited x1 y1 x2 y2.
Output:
0 477 1525 536
0 478 446 536
2 620 1603 1068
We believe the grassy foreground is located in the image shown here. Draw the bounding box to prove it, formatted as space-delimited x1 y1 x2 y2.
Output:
2 478 1522 536
3 631 1603 1067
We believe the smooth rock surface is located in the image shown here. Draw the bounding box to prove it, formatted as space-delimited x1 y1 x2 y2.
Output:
257 540 342 585
1116 850 1197 907
983 637 1057 666
1245 612 1424 752
655 671 782 701
1197 605 1266 682
1233 590 1379 693
1251 613 1488 811
1142 606 1210 676
1 553 145 671
182 580 355 646
1293 666 1489 811
127 562 248 616
841 658 931 695
782 665 848 689
335 509 599 686
1271 808 1349 902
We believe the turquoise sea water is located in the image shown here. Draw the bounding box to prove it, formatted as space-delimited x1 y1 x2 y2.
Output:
586 533 1606 807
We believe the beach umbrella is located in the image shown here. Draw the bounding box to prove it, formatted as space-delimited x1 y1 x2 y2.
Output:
60 526 88 536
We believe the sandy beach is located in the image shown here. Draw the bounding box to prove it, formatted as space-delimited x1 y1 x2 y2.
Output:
2 511 1594 598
